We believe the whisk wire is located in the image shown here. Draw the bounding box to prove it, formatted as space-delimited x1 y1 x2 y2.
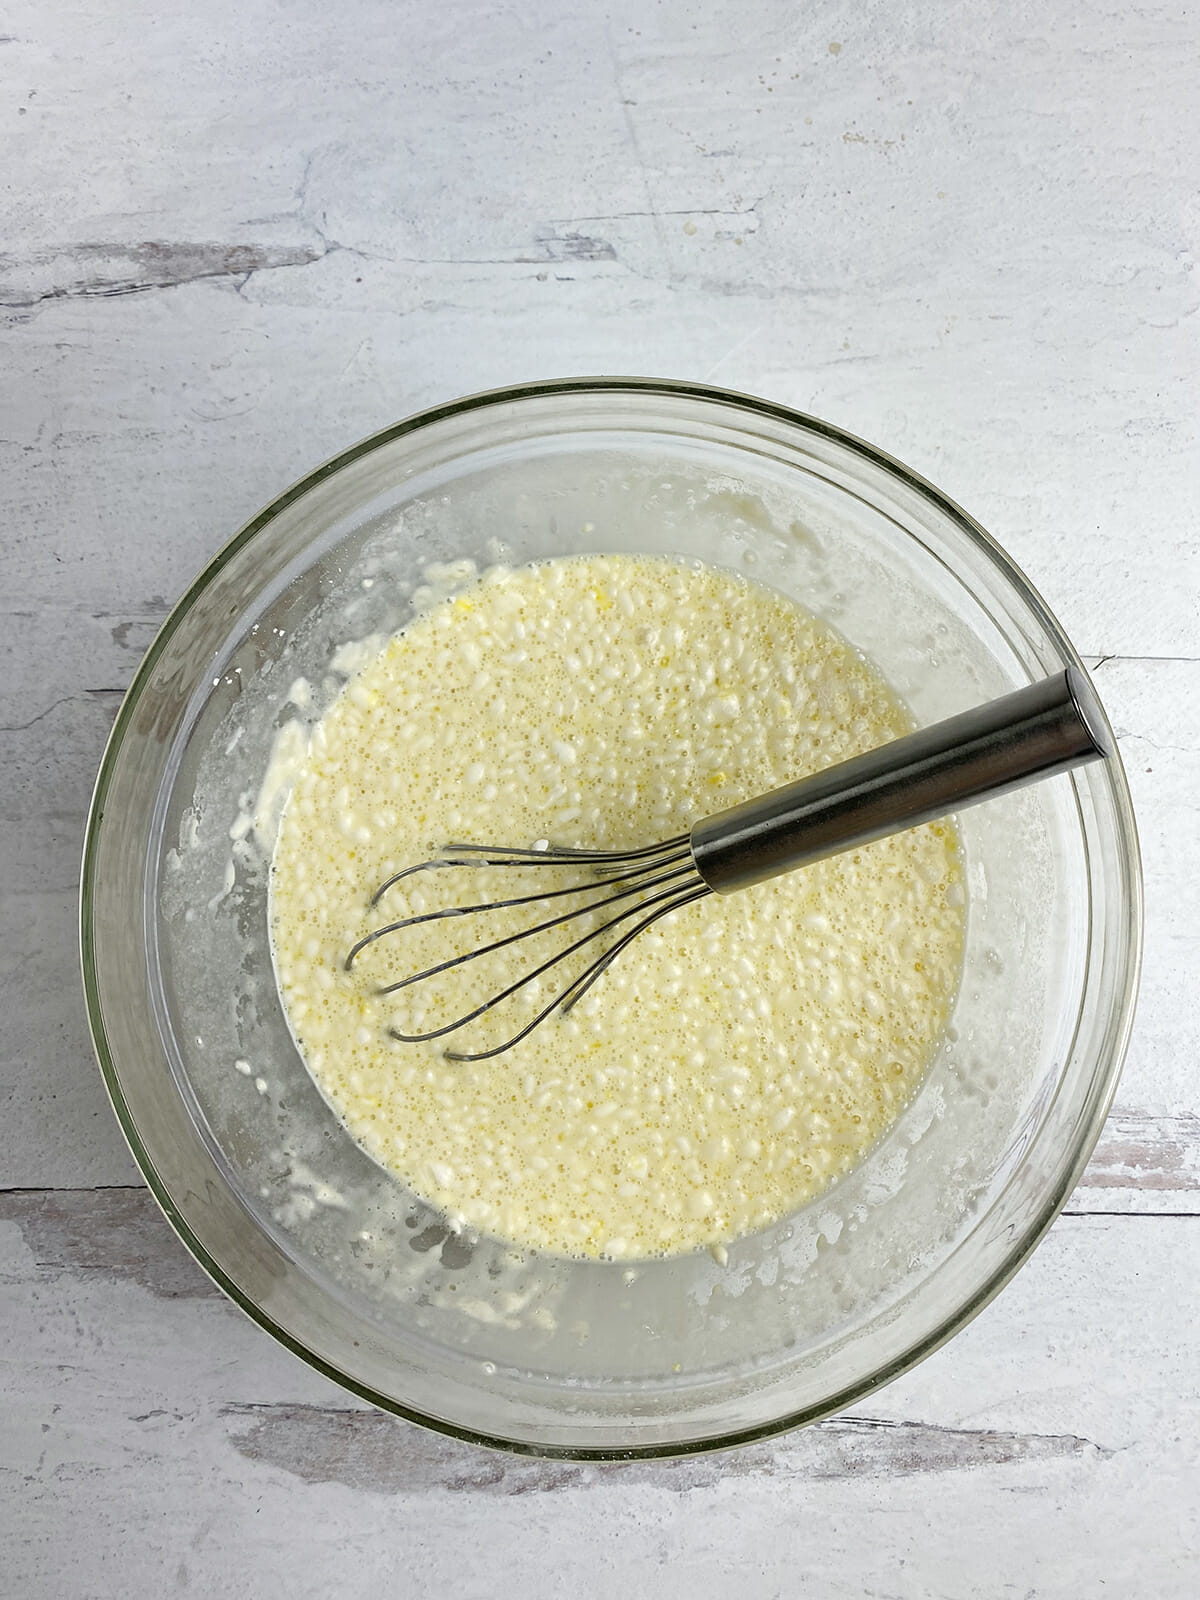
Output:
392 877 710 1062
346 845 695 972
368 834 691 907
371 856 700 997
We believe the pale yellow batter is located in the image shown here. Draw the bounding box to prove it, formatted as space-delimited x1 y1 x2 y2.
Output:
270 554 964 1259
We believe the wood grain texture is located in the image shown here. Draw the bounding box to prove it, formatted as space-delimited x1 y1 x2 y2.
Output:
3 1194 1197 1596
1075 1112 1200 1207
0 1189 219 1300
0 242 327 307
222 1403 1108 1492
2 0 1198 1591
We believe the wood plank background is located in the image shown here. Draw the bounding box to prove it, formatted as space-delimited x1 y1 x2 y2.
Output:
2 2 1198 1594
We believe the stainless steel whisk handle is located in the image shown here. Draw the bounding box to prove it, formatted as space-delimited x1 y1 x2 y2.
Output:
690 667 1113 895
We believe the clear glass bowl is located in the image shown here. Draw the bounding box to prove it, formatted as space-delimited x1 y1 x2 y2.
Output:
81 379 1141 1458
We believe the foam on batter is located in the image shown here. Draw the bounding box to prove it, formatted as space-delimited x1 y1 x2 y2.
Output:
269 553 964 1258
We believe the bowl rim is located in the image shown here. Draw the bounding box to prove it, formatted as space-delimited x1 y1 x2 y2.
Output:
80 376 1143 1460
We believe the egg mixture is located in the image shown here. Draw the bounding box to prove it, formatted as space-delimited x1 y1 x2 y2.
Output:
269 553 964 1259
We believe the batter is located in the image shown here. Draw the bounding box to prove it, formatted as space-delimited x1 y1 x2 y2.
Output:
270 554 964 1258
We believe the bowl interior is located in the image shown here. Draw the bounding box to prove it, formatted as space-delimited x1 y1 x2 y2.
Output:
84 383 1140 1455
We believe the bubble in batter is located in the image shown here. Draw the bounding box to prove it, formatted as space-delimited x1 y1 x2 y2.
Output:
270 553 964 1259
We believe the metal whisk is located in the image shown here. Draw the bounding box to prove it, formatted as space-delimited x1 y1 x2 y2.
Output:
346 668 1112 1060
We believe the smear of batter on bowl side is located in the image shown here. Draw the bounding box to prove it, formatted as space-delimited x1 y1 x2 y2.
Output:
269 553 964 1260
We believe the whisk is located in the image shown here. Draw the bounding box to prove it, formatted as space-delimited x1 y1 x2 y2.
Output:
346 668 1112 1060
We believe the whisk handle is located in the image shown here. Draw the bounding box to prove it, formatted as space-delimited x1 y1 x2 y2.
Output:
690 667 1113 895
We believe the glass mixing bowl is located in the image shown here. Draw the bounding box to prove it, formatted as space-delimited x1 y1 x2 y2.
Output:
81 379 1141 1458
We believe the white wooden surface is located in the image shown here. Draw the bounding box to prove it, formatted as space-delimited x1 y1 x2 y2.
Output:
3 1 1198 1594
